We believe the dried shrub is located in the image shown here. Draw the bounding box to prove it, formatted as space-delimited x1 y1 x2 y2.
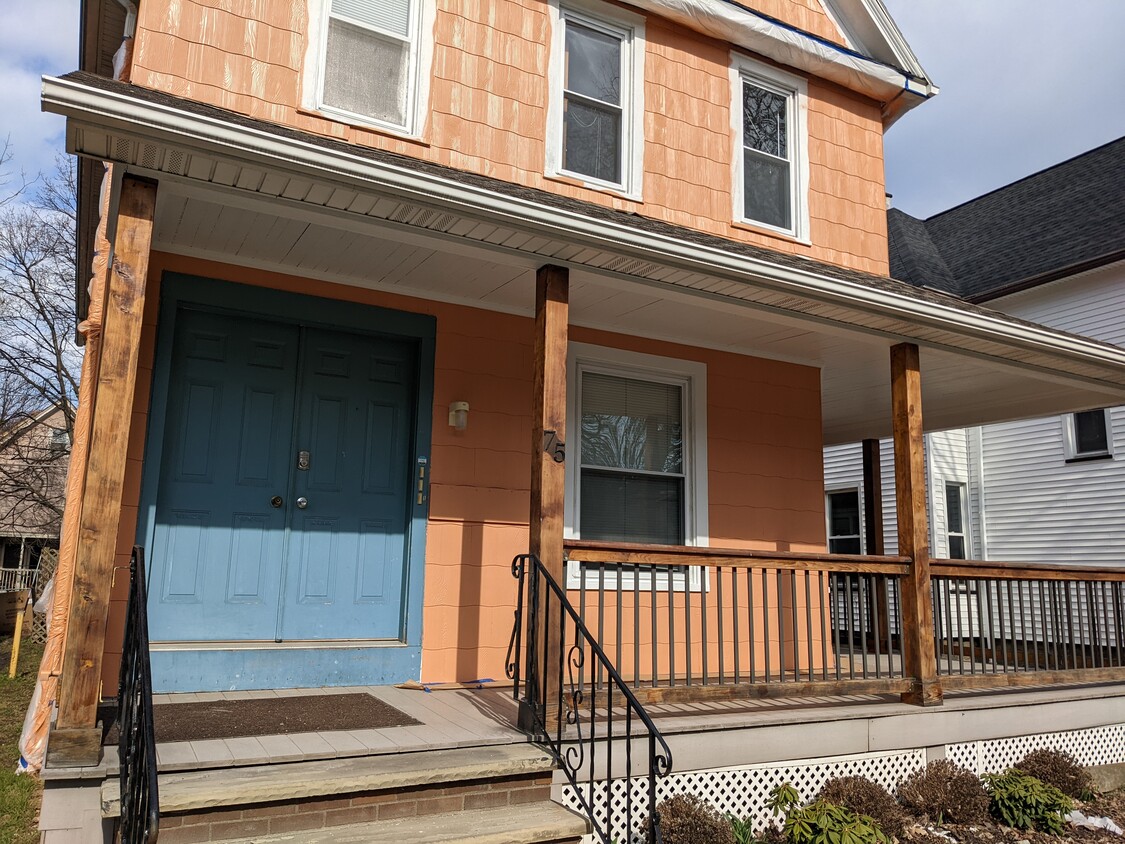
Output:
818 776 907 838
897 759 990 824
1015 748 1095 799
648 793 736 844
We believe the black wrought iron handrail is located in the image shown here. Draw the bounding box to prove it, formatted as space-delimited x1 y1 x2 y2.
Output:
506 553 672 844
116 546 159 844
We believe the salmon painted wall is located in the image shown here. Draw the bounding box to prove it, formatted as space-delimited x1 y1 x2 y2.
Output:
100 253 825 691
127 0 889 275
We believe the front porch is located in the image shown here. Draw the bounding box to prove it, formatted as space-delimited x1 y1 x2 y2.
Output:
39 676 1125 842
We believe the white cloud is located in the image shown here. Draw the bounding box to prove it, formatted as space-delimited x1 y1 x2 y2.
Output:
0 0 80 187
884 0 1125 218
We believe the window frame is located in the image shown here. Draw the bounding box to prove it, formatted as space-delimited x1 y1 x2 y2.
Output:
303 0 434 138
1064 408 1114 462
564 343 708 590
944 481 969 560
825 488 863 555
729 54 810 242
546 0 645 199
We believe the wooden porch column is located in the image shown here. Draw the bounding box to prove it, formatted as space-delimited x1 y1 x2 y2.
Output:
51 176 158 765
526 265 568 727
890 343 942 706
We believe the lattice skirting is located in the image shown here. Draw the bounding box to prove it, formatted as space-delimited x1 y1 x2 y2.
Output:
561 722 1125 842
947 723 1125 774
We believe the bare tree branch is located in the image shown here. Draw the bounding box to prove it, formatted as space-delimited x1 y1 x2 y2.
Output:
0 154 81 537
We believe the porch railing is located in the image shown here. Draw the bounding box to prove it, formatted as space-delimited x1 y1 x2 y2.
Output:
931 559 1125 689
507 552 673 844
0 567 37 593
116 546 159 844
564 540 914 701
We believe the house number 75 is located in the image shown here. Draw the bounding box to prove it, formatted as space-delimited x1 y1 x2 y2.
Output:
543 430 565 463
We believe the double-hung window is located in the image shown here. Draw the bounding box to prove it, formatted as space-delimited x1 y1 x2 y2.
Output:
826 490 862 554
944 482 968 559
310 0 425 134
565 345 707 589
1065 408 1113 461
548 4 644 196
732 56 809 239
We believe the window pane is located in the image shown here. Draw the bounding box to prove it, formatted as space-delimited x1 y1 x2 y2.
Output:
1075 409 1109 454
581 372 682 473
744 150 791 229
323 18 408 125
581 470 684 545
829 536 862 555
948 535 966 560
332 0 410 37
565 22 621 105
564 97 621 183
743 83 787 158
945 483 963 534
828 491 860 538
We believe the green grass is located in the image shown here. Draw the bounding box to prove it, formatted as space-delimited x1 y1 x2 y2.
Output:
0 633 44 844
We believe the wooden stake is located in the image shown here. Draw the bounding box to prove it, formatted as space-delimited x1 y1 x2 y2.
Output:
51 176 157 765
890 343 942 706
8 591 30 679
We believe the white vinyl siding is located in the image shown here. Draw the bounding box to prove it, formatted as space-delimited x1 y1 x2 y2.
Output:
822 441 897 555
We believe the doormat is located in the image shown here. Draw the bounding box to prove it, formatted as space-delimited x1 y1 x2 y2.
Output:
107 693 422 744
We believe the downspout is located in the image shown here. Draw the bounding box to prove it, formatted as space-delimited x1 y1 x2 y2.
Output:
19 0 138 774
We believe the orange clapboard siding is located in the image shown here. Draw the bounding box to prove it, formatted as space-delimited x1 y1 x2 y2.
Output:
129 0 889 274
99 252 826 689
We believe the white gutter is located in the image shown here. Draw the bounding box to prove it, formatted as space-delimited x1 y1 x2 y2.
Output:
40 75 1125 385
622 0 937 125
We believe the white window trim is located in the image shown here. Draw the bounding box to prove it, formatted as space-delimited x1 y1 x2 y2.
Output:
546 0 646 200
825 487 863 555
303 0 435 138
565 343 708 590
729 53 810 243
1063 408 1114 461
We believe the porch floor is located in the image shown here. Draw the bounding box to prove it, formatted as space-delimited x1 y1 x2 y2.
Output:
43 678 1125 781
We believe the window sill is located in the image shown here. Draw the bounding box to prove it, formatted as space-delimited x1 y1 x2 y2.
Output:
545 171 643 204
297 106 431 148
731 218 811 247
1064 452 1114 464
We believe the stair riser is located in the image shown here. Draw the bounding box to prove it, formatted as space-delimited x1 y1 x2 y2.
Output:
144 773 554 844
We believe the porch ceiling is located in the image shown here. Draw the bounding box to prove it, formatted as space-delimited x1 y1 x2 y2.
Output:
44 72 1125 445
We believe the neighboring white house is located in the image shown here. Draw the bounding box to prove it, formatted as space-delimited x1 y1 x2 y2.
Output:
825 136 1125 563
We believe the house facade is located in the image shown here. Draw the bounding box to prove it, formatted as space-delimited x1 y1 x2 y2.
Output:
825 138 1125 564
0 405 69 585
27 1 1125 842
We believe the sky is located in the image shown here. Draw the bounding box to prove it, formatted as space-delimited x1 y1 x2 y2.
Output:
1 0 1124 218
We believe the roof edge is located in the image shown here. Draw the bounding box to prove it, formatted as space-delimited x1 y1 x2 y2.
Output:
41 74 1125 390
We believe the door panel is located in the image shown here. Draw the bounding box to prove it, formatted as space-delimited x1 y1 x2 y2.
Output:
277 328 415 640
150 310 299 641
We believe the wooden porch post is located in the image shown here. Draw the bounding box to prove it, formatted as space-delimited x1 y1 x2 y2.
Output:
527 265 568 727
890 343 942 706
50 176 158 765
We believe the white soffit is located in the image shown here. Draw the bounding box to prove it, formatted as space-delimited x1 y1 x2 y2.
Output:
41 74 1125 400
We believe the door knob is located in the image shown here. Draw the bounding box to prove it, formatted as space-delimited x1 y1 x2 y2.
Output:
296 497 309 509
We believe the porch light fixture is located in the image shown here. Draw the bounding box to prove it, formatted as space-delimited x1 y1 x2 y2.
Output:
448 401 470 431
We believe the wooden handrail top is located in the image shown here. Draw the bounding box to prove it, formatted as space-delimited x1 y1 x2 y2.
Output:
564 539 910 575
932 558 1125 582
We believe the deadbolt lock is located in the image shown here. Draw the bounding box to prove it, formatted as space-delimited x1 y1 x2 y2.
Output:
270 496 283 508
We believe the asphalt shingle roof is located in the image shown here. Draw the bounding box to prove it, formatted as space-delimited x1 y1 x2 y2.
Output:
888 136 1125 301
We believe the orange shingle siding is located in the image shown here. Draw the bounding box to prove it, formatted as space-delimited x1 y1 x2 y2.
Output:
131 0 889 275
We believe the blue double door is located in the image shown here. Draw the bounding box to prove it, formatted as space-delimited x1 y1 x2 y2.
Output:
150 307 418 649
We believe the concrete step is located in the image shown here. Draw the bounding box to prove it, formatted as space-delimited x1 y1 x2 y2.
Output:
101 743 554 818
213 803 589 844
